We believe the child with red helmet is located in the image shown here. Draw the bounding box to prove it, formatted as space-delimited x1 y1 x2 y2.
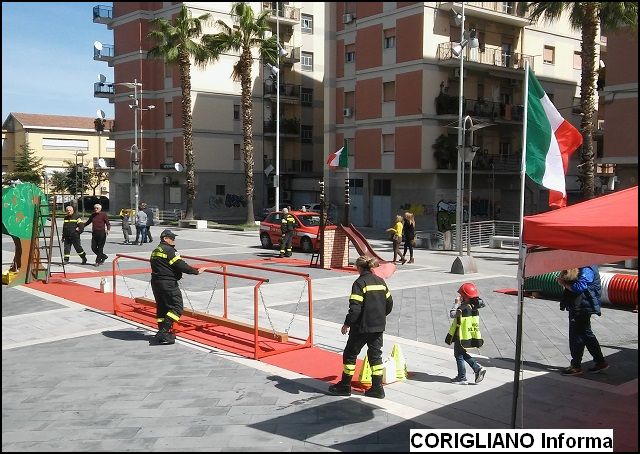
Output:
445 282 486 385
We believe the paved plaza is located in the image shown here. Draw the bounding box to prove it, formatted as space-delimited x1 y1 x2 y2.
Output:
2 226 638 451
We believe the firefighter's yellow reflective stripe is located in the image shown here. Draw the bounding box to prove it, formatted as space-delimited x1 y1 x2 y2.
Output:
151 251 168 259
371 364 384 376
76 219 83 223
343 364 356 375
166 311 180 321
168 255 181 265
157 318 165 323
350 294 364 302
64 219 75 223
386 291 391 298
362 284 386 293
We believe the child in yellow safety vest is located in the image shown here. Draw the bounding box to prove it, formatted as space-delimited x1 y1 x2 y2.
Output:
445 282 486 385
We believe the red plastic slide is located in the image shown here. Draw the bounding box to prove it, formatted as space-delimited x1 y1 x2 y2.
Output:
340 224 396 278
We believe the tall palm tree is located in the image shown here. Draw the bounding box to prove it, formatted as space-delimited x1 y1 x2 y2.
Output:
526 2 637 200
196 2 278 224
147 5 211 219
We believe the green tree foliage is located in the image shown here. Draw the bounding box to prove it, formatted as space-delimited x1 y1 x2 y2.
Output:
5 143 43 185
197 2 279 224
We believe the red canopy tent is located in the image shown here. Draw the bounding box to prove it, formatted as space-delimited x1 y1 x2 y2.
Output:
522 186 638 277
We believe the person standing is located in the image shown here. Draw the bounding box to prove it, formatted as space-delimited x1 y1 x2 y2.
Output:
557 265 609 375
385 215 404 263
445 282 486 385
83 204 110 266
400 212 416 264
150 229 206 345
121 209 133 244
279 207 297 257
62 205 87 264
142 203 155 243
329 256 394 399
134 208 148 245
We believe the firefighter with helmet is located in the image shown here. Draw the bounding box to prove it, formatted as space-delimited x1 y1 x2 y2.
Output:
279 207 297 257
62 205 87 264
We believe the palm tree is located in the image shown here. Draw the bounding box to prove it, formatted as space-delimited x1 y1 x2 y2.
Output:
196 2 278 224
147 5 211 219
526 2 638 200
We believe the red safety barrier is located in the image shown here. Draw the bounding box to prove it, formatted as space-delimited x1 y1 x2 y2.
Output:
608 273 638 306
111 254 313 359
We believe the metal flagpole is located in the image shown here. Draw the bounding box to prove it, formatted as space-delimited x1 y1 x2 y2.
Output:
511 60 530 429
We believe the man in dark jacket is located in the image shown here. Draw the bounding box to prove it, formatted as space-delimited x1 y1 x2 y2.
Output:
150 229 206 345
557 265 608 375
142 202 155 243
62 205 87 264
83 204 110 266
329 255 393 399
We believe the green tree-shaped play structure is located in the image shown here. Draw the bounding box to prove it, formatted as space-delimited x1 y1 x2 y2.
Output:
2 182 49 284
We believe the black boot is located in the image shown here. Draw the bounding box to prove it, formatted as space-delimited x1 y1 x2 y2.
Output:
364 375 385 399
151 320 175 345
81 255 87 265
328 373 353 396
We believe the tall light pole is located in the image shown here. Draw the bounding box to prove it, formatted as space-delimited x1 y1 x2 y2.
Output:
75 150 87 215
450 2 479 274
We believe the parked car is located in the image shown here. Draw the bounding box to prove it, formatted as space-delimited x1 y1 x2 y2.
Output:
259 210 325 253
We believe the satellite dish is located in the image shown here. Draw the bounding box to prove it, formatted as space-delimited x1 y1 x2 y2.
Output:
98 73 107 83
174 163 184 172
94 41 103 51
97 109 105 120
97 158 107 169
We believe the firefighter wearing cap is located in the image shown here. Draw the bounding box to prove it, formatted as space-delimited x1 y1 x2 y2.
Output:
445 282 486 385
62 205 87 264
279 207 297 257
149 229 204 345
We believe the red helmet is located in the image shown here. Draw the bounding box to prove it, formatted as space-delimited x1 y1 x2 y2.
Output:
458 282 479 299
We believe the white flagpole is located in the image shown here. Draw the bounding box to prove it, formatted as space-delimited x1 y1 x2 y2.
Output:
511 60 530 428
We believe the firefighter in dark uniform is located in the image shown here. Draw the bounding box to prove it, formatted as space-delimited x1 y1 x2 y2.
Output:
150 229 205 345
279 207 297 257
62 205 87 264
329 255 394 399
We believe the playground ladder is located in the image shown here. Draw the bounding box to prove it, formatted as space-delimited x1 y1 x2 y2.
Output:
27 197 66 283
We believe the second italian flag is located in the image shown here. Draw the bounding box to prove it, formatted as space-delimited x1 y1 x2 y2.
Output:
525 70 583 208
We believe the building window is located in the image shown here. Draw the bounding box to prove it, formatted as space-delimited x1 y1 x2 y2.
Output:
301 160 312 172
42 138 89 151
216 185 225 196
384 28 396 49
383 81 395 102
349 178 364 195
234 104 240 120
301 87 313 106
373 179 391 196
383 134 395 153
234 144 241 161
301 14 313 33
345 44 355 63
164 142 173 163
301 125 313 143
301 51 313 71
165 101 172 117
543 45 555 64
573 51 582 70
164 61 172 79
344 91 355 112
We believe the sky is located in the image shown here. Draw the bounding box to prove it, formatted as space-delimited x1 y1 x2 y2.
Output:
2 2 115 122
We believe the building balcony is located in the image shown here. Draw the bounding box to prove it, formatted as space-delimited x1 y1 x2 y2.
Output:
93 43 114 63
435 94 524 122
438 2 530 27
281 45 301 65
92 5 113 25
94 82 114 98
437 42 535 74
262 2 300 24
263 118 300 136
263 83 301 103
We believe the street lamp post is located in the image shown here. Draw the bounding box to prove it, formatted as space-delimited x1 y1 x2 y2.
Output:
450 2 479 274
75 150 87 215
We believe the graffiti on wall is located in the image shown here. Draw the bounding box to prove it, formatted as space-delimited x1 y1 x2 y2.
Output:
436 199 492 232
398 202 432 216
208 193 247 209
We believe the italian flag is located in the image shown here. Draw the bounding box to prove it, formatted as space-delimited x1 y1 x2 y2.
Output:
326 139 349 169
525 70 583 208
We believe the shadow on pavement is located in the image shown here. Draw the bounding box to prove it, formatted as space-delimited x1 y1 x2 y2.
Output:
102 329 155 342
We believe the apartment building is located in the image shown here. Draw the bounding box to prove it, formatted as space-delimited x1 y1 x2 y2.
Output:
600 28 638 191
2 113 115 196
93 2 326 219
325 2 589 230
